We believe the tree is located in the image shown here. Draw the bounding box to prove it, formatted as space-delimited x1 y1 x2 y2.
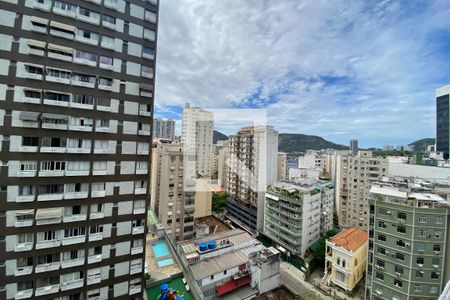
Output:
333 211 339 227
314 228 341 265
212 192 228 213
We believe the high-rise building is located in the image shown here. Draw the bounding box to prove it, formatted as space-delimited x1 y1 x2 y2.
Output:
349 139 358 154
276 152 287 180
436 85 449 160
150 143 196 241
335 151 388 228
181 103 214 177
263 180 334 263
0 1 158 299
226 126 278 231
153 118 175 141
366 178 450 300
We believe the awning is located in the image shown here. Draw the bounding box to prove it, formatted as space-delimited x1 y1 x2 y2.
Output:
215 279 239 297
31 16 49 25
27 39 46 48
15 210 34 216
35 208 62 220
50 21 75 32
41 113 68 120
19 111 40 122
235 275 251 287
48 43 73 53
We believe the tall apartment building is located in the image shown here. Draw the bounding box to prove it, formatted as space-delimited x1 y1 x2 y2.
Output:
263 180 334 264
150 143 196 241
349 139 358 154
181 103 213 177
153 117 175 141
335 151 387 228
226 126 278 231
366 178 450 300
0 1 158 299
436 85 449 160
277 152 287 181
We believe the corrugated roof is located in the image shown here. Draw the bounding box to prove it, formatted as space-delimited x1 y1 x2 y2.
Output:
329 227 368 252
190 250 248 280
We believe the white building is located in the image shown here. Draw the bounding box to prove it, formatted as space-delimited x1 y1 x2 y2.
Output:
153 118 175 140
181 103 214 177
277 152 287 181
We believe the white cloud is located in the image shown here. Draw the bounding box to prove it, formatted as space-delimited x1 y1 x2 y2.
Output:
155 0 450 147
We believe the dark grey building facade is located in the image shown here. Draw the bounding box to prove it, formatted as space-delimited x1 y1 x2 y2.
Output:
0 0 158 299
436 86 449 160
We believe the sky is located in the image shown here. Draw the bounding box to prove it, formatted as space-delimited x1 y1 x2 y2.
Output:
153 0 450 148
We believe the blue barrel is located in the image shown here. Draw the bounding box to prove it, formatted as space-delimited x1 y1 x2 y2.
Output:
199 243 208 251
208 240 217 249
160 283 169 291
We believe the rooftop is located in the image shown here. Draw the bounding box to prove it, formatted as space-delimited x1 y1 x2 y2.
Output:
195 215 231 234
328 227 368 252
178 229 251 249
190 250 248 280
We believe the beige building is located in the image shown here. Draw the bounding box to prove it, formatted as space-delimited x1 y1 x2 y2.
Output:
181 103 214 177
277 152 287 180
226 126 278 231
335 151 387 228
194 178 212 218
217 146 229 189
325 227 368 291
150 143 196 241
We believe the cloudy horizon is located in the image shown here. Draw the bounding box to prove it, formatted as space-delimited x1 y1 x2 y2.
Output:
153 0 450 148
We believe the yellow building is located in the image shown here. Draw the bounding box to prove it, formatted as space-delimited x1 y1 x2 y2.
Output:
324 227 368 291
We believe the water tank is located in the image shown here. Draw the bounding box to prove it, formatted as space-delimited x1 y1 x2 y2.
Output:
199 243 208 252
208 240 217 249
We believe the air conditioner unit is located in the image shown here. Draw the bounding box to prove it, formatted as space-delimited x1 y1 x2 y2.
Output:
405 243 410 247
434 251 440 255
387 211 391 214
395 272 401 276
417 264 423 269
375 290 383 295
433 264 439 269
398 219 404 223
385 250 390 254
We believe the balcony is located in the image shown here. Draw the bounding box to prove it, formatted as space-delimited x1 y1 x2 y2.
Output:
134 207 146 214
65 170 89 176
90 212 104 219
88 254 102 264
15 289 33 300
94 148 109 154
71 102 93 110
38 170 64 177
89 232 103 241
35 262 60 273
23 96 41 104
136 169 148 175
87 274 102 285
28 47 45 56
38 193 64 201
15 219 33 227
130 265 142 275
72 78 95 88
43 99 70 107
77 14 100 25
15 242 33 252
92 170 107 176
139 110 151 117
99 63 114 70
91 190 106 198
97 105 111 112
135 188 147 195
36 217 61 226
63 214 87 222
138 130 151 136
49 28 74 40
101 40 115 50
33 0 51 11
75 36 98 46
95 126 110 133
45 76 71 85
137 149 149 155
41 123 67 130
102 21 116 30
132 227 145 235
31 24 47 34
15 265 33 276
53 7 76 18
18 146 38 153
98 83 113 91
62 235 86 245
67 147 91 154
68 125 93 132
40 146 66 153
61 278 84 291
61 257 85 269
36 239 61 249
64 191 89 200
129 284 142 295
104 0 118 9
131 246 143 255
35 284 60 296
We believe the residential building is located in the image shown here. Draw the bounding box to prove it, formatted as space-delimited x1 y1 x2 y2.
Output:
263 180 334 265
175 229 279 299
298 150 327 174
0 1 158 299
217 143 229 189
436 85 449 160
211 140 227 180
181 103 214 177
153 118 175 141
277 152 287 180
193 178 212 219
288 168 320 181
335 151 388 228
324 227 368 291
150 143 196 241
366 178 450 300
350 139 358 154
226 126 278 231
388 162 450 183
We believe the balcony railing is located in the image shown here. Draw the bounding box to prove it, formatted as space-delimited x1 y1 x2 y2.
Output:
132 227 144 235
62 235 86 245
88 254 102 264
63 192 89 200
63 214 87 222
15 265 33 276
131 246 143 255
15 242 33 252
35 284 60 296
36 239 61 249
35 262 60 273
60 278 84 291
15 289 33 300
61 257 85 269
89 232 103 241
37 193 64 201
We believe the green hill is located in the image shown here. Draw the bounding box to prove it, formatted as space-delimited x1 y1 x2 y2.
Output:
408 138 435 151
279 133 348 153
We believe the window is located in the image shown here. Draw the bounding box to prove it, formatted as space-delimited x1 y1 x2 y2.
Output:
417 257 424 264
376 260 385 268
72 73 96 84
90 225 103 234
41 161 66 171
433 244 441 252
20 161 37 171
210 274 214 280
100 56 113 66
40 184 64 194
431 287 438 294
397 226 406 234
72 94 94 105
26 65 43 75
378 221 387 228
67 161 89 172
24 90 41 99
19 185 35 196
376 272 384 280
395 266 403 274
415 270 423 278
99 77 112 86
436 217 444 225
42 137 67 147
142 65 152 75
64 227 86 238
144 28 155 41
103 14 116 25
418 230 427 237
397 212 406 220
22 136 39 146
377 247 386 255
47 68 71 79
418 216 427 223
75 50 97 62
396 240 405 247
54 1 73 11
431 272 440 279
417 244 425 252
144 10 156 22
17 233 33 244
143 46 154 59
76 28 99 41
414 285 422 292
394 279 402 287
396 253 404 261
378 208 387 215
377 234 386 242
45 91 70 102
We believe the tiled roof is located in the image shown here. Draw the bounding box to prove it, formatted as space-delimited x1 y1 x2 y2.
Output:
329 227 368 252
